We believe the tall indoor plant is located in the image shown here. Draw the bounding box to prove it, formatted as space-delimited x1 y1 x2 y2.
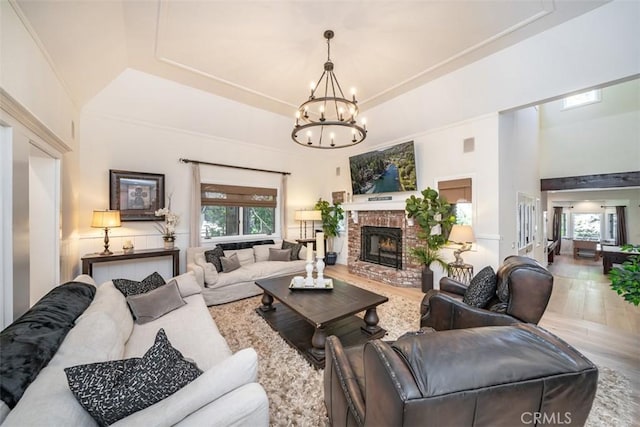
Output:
314 198 345 265
405 187 456 291
609 244 640 306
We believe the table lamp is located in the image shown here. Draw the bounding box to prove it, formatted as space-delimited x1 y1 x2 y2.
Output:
91 209 121 255
449 224 475 265
294 210 322 239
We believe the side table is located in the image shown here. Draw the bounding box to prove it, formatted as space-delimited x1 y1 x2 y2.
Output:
448 263 474 285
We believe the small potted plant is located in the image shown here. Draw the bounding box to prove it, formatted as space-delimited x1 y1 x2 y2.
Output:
154 196 180 249
314 198 345 265
609 244 640 306
405 187 456 291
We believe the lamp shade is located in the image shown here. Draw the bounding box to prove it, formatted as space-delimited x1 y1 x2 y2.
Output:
295 210 322 221
449 224 475 244
91 210 121 228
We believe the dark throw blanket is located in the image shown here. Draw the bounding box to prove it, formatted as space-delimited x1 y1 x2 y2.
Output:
0 281 96 409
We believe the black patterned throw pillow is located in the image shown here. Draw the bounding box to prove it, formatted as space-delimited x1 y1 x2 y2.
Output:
112 272 166 298
462 266 497 308
281 241 303 261
65 329 202 426
204 246 225 273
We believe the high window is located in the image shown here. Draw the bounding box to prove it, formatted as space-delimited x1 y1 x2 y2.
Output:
200 184 277 239
562 89 601 110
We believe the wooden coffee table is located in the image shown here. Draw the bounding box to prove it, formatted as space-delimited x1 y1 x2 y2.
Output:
255 274 388 368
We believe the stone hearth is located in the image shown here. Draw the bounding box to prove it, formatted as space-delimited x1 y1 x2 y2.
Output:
347 210 421 288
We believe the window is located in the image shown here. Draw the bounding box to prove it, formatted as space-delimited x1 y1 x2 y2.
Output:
200 184 277 239
572 213 601 241
562 89 601 110
438 178 472 226
560 212 568 238
603 208 617 244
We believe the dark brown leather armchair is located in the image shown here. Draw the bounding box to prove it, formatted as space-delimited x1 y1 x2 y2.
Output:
420 256 553 330
324 324 598 427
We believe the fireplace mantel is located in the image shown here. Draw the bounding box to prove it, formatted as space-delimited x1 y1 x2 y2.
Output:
342 200 407 212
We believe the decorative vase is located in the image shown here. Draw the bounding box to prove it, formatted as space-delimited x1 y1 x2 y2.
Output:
163 238 175 250
421 265 434 292
325 252 338 265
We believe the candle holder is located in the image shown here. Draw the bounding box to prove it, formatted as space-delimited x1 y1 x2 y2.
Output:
316 256 325 285
305 261 315 286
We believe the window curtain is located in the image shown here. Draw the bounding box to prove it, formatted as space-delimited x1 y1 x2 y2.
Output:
189 163 201 248
281 174 287 239
616 206 627 246
552 206 563 254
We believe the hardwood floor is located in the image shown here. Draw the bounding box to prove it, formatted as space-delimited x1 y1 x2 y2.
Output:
326 256 640 423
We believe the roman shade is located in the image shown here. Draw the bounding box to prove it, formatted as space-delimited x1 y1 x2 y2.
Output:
438 178 472 203
200 184 277 208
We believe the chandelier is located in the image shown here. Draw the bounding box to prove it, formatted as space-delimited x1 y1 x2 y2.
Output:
291 30 367 149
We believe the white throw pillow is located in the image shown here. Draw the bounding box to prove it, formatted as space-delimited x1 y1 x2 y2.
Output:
171 271 202 297
298 244 308 260
194 253 219 285
223 248 255 266
76 281 133 343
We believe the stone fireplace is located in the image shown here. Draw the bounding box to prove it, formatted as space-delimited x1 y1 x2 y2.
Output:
347 209 422 288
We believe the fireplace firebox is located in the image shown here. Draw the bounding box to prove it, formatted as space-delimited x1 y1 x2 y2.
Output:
361 226 402 269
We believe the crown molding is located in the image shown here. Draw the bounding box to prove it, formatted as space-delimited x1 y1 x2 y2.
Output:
0 88 71 153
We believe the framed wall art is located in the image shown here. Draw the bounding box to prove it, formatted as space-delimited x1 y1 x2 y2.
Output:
109 170 165 221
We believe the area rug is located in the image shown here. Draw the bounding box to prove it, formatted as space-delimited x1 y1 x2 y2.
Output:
209 292 633 427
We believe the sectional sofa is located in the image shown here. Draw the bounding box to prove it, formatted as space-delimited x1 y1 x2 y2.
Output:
0 272 268 426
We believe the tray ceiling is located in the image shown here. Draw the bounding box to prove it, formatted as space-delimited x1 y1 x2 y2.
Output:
14 0 608 116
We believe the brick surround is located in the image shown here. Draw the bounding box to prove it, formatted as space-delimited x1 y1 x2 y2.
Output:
347 210 422 288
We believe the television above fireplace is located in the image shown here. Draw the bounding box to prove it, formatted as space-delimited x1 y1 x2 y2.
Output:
349 141 417 195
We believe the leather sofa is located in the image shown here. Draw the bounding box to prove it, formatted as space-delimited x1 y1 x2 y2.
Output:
324 324 598 427
420 256 553 330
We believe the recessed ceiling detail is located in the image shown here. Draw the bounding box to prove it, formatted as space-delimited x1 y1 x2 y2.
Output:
15 0 608 117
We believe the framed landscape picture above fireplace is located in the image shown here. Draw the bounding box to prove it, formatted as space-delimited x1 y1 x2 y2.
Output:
109 170 165 221
349 141 417 195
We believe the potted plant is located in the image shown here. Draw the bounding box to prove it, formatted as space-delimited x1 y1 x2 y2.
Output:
314 198 345 265
405 187 456 292
609 244 640 306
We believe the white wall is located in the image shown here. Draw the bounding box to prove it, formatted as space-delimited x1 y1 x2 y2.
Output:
28 147 60 305
498 107 544 263
539 78 640 178
359 0 639 148
1 1 78 322
77 72 328 278
0 1 76 142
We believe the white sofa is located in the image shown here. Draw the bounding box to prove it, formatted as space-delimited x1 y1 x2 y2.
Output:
0 273 269 426
186 239 308 305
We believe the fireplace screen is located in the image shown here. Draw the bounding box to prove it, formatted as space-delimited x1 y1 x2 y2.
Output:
361 226 402 269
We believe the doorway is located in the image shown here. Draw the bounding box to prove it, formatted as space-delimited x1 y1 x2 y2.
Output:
28 144 61 306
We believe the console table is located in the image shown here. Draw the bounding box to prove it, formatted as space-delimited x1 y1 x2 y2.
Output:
82 248 180 277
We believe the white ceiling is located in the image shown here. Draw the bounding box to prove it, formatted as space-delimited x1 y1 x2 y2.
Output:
15 0 608 117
